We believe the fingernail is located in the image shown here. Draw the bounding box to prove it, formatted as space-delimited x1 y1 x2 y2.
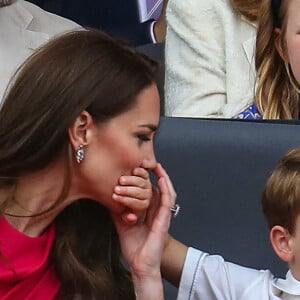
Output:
120 177 126 184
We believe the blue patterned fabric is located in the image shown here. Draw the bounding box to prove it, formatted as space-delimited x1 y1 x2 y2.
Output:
234 104 262 120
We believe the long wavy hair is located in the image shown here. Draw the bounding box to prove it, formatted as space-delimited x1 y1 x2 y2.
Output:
254 0 300 119
0 29 159 299
230 0 261 22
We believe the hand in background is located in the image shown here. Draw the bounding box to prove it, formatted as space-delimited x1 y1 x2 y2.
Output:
153 0 168 43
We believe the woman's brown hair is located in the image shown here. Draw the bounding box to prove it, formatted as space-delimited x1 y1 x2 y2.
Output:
0 29 159 299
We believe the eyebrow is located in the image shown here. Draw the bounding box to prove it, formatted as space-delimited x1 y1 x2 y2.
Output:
138 124 158 132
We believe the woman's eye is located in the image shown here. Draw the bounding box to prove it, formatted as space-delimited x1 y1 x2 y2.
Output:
138 134 151 142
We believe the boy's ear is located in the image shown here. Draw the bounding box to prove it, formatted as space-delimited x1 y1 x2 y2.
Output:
68 110 94 149
270 225 293 262
274 28 289 62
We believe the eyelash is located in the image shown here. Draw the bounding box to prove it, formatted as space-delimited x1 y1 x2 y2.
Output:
138 134 151 142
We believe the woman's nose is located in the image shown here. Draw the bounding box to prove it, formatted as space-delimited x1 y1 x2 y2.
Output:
142 150 157 170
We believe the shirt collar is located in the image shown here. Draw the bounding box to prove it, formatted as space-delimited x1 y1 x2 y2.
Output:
272 270 300 296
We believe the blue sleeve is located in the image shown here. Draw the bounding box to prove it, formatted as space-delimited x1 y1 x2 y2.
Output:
234 104 262 120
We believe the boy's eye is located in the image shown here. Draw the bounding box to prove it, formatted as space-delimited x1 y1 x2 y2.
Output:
138 134 151 142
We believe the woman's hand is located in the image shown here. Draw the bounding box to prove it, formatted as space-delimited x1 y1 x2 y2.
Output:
111 163 176 300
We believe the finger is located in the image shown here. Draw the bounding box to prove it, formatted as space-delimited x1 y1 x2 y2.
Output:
157 178 174 210
146 172 174 230
121 212 139 225
154 163 177 204
111 210 143 228
118 175 151 189
152 185 160 200
132 167 150 180
112 193 150 210
111 210 144 232
156 164 174 193
150 176 173 234
114 185 152 200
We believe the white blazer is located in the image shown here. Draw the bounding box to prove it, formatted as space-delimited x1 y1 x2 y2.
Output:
165 0 257 118
0 0 80 103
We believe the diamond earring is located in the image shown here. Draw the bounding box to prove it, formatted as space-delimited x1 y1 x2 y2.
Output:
75 145 85 164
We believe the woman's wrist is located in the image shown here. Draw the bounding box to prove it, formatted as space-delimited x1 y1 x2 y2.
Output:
132 273 164 300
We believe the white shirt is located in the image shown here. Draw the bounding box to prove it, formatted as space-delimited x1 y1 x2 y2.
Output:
178 248 300 300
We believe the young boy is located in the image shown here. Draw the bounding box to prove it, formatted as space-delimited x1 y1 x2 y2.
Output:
162 148 300 299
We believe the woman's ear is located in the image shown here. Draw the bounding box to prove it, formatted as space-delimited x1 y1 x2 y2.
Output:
270 225 294 263
274 28 289 62
68 110 94 149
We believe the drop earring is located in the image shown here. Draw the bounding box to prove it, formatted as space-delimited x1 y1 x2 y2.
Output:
75 145 85 164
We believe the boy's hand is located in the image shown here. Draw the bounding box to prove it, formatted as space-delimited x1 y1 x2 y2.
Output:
112 165 154 224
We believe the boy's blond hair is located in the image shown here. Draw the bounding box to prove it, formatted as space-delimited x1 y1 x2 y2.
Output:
262 148 300 234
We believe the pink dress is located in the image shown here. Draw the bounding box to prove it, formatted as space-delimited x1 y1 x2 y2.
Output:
0 217 60 299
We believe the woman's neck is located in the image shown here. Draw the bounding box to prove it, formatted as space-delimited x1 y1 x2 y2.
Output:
2 157 82 237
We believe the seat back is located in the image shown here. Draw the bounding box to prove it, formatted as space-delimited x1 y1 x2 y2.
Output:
136 42 165 113
154 117 300 299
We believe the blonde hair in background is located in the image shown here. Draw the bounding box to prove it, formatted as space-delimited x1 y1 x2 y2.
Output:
255 0 300 119
230 0 262 23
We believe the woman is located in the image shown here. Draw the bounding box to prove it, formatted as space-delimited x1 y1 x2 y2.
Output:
0 29 176 299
